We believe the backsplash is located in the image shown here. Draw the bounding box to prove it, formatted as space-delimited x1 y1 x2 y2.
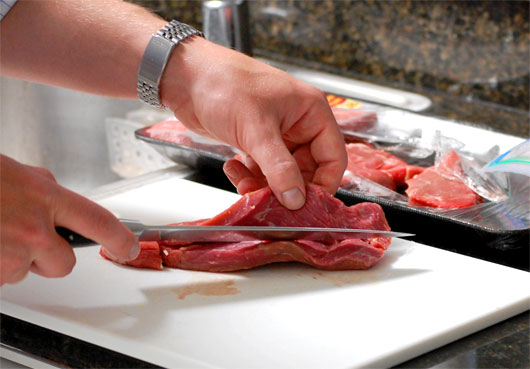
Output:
130 0 529 135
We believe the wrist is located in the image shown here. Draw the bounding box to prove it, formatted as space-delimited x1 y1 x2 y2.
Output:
159 36 210 113
137 20 203 109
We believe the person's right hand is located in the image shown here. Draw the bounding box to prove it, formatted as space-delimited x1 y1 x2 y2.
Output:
160 38 347 210
0 155 139 286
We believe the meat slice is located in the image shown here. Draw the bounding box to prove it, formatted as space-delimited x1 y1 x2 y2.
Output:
144 119 189 144
331 107 378 132
342 143 414 190
405 151 481 209
161 239 386 272
101 185 392 272
145 119 236 158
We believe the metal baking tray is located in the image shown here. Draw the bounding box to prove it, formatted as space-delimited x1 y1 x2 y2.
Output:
135 121 529 271
135 126 235 171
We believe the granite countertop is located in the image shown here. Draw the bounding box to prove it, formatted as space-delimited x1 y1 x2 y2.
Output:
129 0 529 137
253 50 529 139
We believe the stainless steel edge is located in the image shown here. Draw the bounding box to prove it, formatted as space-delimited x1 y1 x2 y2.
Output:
257 58 432 112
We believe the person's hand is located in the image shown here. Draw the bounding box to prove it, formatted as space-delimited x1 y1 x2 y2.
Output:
0 155 139 286
160 38 347 210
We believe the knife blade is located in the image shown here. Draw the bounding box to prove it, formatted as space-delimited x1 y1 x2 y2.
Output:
56 219 414 247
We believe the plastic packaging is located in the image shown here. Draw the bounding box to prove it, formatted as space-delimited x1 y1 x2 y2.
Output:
431 131 508 203
341 170 409 202
482 139 530 177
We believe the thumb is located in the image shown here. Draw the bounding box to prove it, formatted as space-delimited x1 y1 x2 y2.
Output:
245 125 306 210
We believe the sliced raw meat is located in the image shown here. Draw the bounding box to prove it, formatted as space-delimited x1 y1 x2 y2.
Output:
342 143 414 190
405 165 426 181
101 185 392 272
145 119 189 144
331 107 378 132
405 151 481 209
343 166 396 191
160 239 386 272
145 119 236 158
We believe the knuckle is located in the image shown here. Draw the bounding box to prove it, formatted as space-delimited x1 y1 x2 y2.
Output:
21 223 52 251
302 84 326 101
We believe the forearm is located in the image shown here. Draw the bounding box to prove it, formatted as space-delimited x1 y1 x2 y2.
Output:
0 0 165 99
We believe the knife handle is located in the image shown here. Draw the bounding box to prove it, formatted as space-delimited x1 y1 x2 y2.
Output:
56 227 96 247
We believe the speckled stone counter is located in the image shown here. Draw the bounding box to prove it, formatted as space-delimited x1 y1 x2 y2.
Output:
129 0 529 137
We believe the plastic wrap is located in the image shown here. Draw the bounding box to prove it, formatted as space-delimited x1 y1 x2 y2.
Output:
337 130 529 233
483 139 530 177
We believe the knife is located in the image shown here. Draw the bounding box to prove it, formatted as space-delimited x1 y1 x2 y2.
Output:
57 219 414 247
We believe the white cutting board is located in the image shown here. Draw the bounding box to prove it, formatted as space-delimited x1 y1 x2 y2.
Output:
1 177 529 369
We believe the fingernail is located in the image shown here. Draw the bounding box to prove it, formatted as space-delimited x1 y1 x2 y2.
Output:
281 187 305 210
224 161 240 180
128 241 140 261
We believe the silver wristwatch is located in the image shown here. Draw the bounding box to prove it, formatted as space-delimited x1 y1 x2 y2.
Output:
137 20 203 108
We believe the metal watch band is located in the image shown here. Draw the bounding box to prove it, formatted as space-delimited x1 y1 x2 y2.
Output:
137 20 203 108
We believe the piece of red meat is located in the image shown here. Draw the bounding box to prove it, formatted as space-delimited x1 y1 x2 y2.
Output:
343 166 396 191
331 107 378 132
145 119 236 158
100 185 392 272
405 151 481 209
145 119 189 145
342 143 415 190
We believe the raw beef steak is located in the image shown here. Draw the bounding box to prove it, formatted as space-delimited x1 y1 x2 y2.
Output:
405 151 481 209
101 185 392 272
342 143 422 190
145 119 236 158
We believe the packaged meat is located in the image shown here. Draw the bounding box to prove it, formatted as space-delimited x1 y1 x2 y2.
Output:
145 118 237 159
100 185 392 272
327 93 379 132
405 151 481 209
342 143 424 190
